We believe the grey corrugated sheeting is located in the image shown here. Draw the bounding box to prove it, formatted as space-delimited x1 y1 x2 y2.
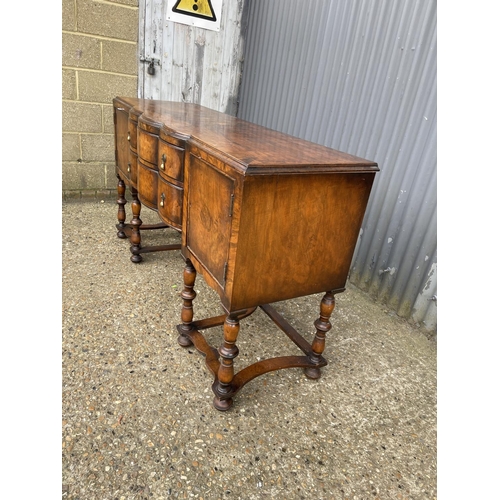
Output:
238 0 437 331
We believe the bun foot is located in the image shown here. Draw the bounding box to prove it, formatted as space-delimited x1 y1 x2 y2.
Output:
177 333 194 347
130 254 143 263
117 230 127 239
304 366 322 379
213 396 233 411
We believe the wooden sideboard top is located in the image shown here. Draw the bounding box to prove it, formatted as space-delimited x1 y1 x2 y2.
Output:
114 96 379 175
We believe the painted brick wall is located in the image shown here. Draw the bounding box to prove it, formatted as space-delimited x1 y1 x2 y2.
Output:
62 0 139 200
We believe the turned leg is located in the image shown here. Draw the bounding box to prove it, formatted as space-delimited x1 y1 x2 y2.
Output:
116 174 127 239
177 259 196 347
129 187 143 263
304 291 335 380
213 315 240 411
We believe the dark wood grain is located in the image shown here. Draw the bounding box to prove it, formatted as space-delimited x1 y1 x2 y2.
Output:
113 96 379 410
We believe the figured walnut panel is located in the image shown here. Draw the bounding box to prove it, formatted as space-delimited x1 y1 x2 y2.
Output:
137 161 158 210
158 140 184 183
230 172 375 310
185 154 235 289
158 177 183 229
138 128 159 166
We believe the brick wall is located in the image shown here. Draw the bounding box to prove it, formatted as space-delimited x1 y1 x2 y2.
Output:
62 0 139 200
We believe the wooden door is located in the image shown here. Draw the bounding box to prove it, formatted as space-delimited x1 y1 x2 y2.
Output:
138 0 248 115
114 106 130 180
184 154 235 290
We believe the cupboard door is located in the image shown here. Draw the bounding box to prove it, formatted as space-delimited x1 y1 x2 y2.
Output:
115 108 129 179
185 154 234 288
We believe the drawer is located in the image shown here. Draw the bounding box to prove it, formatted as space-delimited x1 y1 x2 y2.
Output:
128 118 138 151
158 176 183 229
129 150 138 185
158 140 185 183
138 127 158 167
137 160 158 210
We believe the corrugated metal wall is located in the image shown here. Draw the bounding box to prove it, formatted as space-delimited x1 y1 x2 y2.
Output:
238 0 437 331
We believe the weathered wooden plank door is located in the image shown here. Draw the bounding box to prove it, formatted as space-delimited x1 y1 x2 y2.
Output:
138 0 248 115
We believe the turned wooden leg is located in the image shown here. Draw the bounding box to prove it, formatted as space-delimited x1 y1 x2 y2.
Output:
116 174 127 239
213 315 240 411
177 259 196 347
304 291 335 380
129 188 143 263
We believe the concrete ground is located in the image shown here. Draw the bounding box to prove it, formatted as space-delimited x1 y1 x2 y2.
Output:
62 199 437 500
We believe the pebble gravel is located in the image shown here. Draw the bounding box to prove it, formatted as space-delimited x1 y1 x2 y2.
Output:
61 199 437 500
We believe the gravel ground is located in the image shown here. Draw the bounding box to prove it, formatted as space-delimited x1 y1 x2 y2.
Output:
62 199 437 500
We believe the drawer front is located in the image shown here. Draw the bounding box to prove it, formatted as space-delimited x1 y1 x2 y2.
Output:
158 140 185 183
138 128 158 166
128 118 138 151
129 150 138 185
137 161 158 210
157 177 183 229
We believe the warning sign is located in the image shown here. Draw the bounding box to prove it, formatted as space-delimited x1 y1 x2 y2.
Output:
167 0 222 32
173 0 216 21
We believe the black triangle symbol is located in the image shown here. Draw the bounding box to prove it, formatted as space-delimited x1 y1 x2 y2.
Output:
172 0 217 22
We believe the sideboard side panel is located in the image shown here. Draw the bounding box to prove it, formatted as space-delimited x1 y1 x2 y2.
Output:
231 172 375 310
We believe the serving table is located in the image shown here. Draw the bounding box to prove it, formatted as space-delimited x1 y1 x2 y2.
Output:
113 97 379 410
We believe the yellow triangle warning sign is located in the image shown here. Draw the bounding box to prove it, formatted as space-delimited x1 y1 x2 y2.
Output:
172 0 217 22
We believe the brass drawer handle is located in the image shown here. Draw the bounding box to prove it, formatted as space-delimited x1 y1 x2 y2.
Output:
127 162 131 173
127 132 131 141
160 153 166 170
160 192 165 207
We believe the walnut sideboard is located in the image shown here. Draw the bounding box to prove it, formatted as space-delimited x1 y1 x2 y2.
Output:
113 97 379 411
